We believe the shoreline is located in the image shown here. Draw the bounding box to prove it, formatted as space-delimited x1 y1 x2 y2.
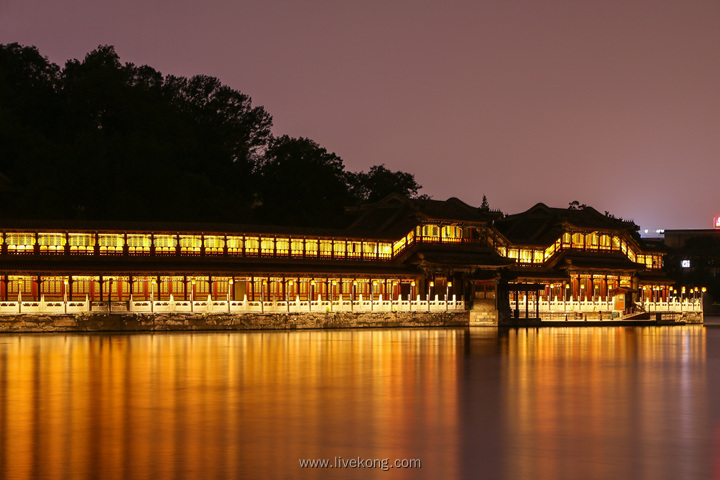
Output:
0 310 706 333
0 311 469 333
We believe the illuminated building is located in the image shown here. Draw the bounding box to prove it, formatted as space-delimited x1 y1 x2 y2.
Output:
0 195 683 322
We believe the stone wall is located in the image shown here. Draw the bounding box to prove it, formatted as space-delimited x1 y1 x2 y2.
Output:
0 311 470 333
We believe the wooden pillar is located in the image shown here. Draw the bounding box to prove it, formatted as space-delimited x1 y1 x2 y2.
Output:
525 289 529 319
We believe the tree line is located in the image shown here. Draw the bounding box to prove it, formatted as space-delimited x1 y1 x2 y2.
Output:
0 43 423 227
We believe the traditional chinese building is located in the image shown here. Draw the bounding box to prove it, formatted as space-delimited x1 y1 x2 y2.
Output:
0 195 686 323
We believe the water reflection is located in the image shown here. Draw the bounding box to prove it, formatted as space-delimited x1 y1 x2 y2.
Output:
490 327 709 480
0 327 714 480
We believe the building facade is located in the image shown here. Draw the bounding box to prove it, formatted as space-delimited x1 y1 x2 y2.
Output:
0 195 685 322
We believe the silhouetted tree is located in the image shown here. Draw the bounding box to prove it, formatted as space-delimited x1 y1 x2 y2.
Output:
1 42 425 227
255 136 351 227
480 195 490 211
348 164 422 204
0 43 272 222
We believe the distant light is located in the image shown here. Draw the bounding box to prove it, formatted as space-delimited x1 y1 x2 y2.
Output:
644 229 649 234
682 260 691 268
715 216 720 229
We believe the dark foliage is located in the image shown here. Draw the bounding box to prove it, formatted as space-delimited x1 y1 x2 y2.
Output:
0 43 424 226
347 164 423 204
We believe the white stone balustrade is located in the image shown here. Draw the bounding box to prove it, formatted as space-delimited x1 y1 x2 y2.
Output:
519 298 702 313
0 294 465 315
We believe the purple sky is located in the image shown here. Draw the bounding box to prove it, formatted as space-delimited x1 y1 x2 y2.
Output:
2 0 719 232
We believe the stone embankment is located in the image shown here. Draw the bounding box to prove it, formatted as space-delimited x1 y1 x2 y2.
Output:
0 311 469 333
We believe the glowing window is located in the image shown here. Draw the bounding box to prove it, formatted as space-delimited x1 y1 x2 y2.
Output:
38 233 66 253
260 237 274 256
571 233 584 248
422 224 440 239
69 233 95 248
333 240 346 257
99 234 125 254
226 236 242 254
204 235 225 254
276 238 290 256
518 249 532 263
319 240 333 257
378 243 392 259
586 232 598 248
363 242 378 258
441 225 461 241
126 234 150 254
291 239 304 256
306 239 319 257
562 233 571 246
179 235 202 254
347 241 362 258
154 235 176 255
245 237 259 255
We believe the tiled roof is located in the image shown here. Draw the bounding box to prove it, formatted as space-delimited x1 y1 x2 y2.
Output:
345 194 501 237
494 203 639 246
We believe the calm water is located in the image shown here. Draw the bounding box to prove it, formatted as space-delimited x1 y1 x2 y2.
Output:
1 326 719 480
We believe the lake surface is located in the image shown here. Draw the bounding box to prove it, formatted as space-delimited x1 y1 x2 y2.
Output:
1 325 719 480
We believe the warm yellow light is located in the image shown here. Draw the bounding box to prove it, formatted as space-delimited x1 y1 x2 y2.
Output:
429 281 434 287
310 280 315 286
682 287 686 293
228 279 234 285
447 281 452 287
702 287 707 292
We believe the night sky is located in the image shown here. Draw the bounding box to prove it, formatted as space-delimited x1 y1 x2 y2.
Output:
2 0 719 232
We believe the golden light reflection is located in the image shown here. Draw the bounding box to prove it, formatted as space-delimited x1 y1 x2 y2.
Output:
497 326 708 480
0 330 464 480
1 327 713 480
